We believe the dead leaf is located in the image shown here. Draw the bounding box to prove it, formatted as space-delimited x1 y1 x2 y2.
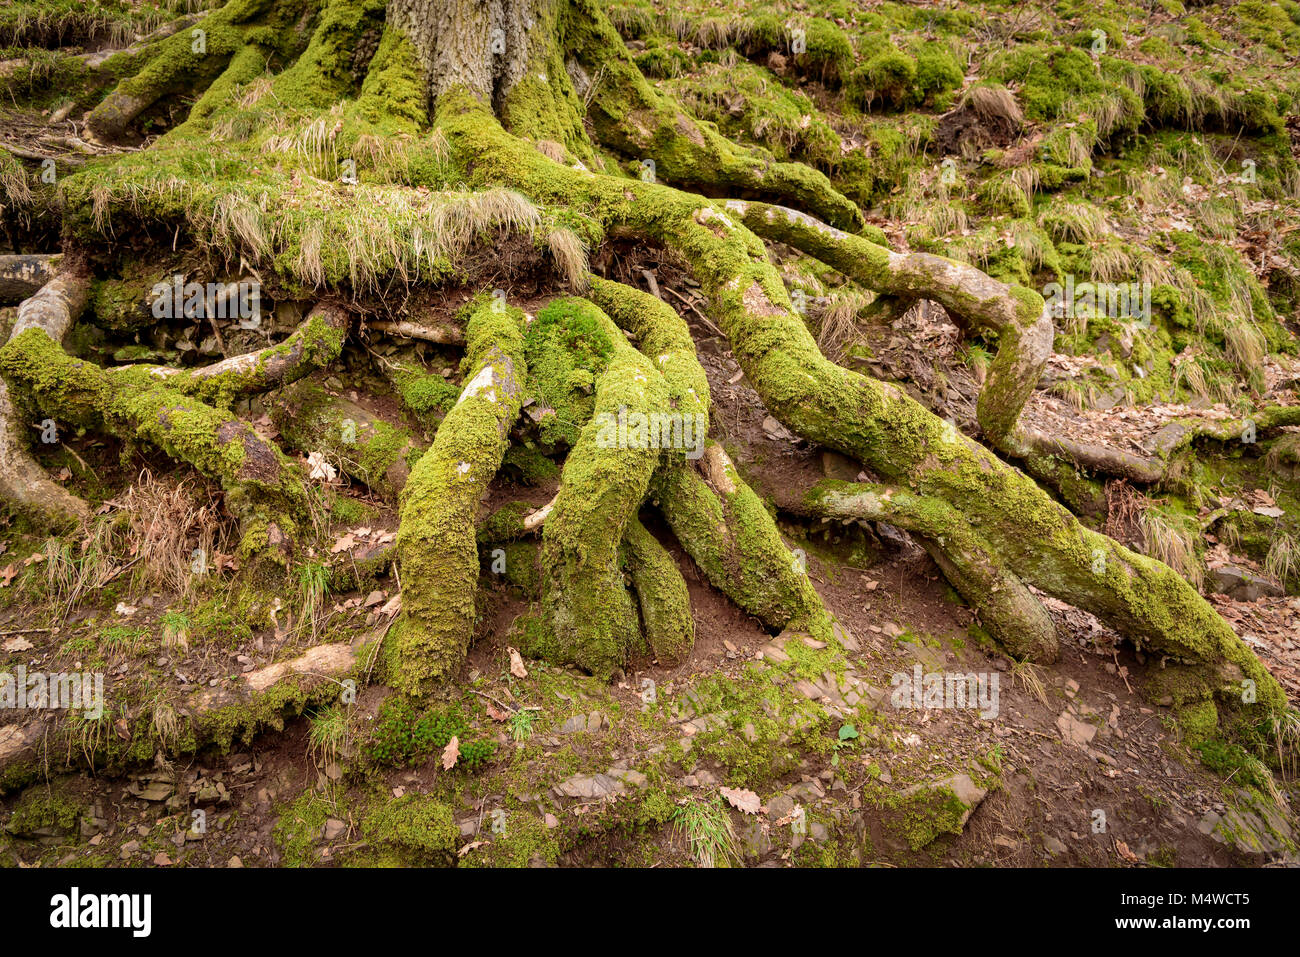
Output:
442 735 459 770
1115 839 1140 864
0 565 15 587
486 703 510 722
457 840 486 857
508 647 528 679
306 451 337 482
2 636 34 652
721 786 762 814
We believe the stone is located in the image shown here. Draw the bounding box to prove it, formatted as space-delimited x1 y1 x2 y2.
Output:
767 794 795 821
1208 565 1283 602
322 818 347 841
554 773 623 799
1057 711 1098 748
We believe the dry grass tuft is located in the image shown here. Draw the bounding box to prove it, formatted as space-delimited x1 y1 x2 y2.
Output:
547 227 589 291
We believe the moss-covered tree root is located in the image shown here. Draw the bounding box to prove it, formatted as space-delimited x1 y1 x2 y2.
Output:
652 443 834 641
0 261 93 527
387 297 527 693
533 296 671 678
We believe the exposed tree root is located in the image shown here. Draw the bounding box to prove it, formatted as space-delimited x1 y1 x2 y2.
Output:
0 322 311 558
435 94 1283 711
652 444 835 640
0 253 60 303
533 297 670 678
805 481 1058 662
566 0 864 233
388 298 527 694
272 379 422 500
0 262 93 527
9 0 1285 743
623 516 694 666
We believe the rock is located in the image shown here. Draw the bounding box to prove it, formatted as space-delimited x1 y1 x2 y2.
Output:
554 773 623 800
1057 711 1098 748
607 768 647 788
128 777 175 802
322 818 347 841
1044 835 1067 855
762 415 793 440
1208 564 1283 602
767 794 795 821
558 714 588 733
1197 811 1221 836
740 820 771 858
119 840 140 859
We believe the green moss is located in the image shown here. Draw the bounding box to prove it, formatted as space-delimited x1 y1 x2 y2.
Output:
5 786 83 837
360 793 458 865
387 299 527 692
272 789 335 867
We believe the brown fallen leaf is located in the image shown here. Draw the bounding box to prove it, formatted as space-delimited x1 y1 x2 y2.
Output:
1115 839 1140 864
721 786 762 814
508 647 528 679
457 841 486 857
2 636 34 652
0 564 16 587
485 702 510 722
442 735 459 770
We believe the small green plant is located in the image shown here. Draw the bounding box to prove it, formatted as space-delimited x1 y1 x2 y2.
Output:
308 704 349 769
159 609 190 651
832 723 859 766
672 797 740 868
510 708 538 742
297 560 330 638
363 697 495 769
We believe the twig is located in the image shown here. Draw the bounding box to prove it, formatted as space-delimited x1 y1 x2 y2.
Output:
662 285 725 337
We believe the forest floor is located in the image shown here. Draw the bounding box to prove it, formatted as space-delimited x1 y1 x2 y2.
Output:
3 0 1300 867
1 294 1296 867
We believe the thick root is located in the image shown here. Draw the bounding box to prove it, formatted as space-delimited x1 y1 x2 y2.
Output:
0 325 307 555
387 299 527 693
436 97 1284 714
652 443 834 639
806 481 1059 662
0 263 93 526
534 297 670 678
85 0 268 141
622 515 694 667
272 380 422 501
565 0 865 232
